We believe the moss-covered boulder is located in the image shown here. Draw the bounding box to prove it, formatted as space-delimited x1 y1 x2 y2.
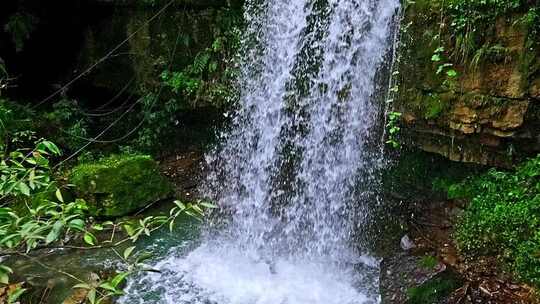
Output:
70 154 173 217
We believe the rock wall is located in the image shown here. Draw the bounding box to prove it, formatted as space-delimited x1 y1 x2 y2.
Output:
75 3 241 105
89 0 242 8
395 2 540 167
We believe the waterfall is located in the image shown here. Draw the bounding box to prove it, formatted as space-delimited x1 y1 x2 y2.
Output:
121 0 399 303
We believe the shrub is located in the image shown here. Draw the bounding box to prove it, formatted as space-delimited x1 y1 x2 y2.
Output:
43 99 90 151
0 99 37 152
451 155 540 286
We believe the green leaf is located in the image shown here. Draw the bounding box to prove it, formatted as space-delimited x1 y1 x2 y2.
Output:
92 224 104 231
17 182 30 196
431 54 442 62
434 46 445 53
68 219 85 231
46 220 64 244
83 232 97 246
98 282 117 292
123 246 136 260
122 224 135 237
87 289 96 304
72 283 92 290
0 272 8 284
8 287 26 303
111 272 129 288
173 200 186 210
55 188 64 203
446 69 458 77
0 265 13 274
135 251 153 264
41 141 61 156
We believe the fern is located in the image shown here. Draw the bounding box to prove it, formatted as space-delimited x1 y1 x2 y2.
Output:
191 52 211 75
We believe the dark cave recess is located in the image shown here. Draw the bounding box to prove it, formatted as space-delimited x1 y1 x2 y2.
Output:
0 0 114 104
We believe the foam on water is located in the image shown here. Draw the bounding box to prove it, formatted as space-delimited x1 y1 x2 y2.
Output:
121 0 399 303
125 244 377 304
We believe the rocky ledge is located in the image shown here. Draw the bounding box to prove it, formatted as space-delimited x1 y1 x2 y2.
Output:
395 3 540 167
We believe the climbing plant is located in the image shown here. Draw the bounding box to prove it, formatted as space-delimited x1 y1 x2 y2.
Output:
431 46 459 91
385 111 402 149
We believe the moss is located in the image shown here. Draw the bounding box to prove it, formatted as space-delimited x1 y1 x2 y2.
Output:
406 271 462 304
383 148 482 201
70 154 173 217
423 93 447 119
419 255 439 270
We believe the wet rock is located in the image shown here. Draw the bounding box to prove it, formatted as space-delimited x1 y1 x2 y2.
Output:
400 235 416 251
531 78 540 99
395 1 540 167
62 288 87 304
380 253 463 304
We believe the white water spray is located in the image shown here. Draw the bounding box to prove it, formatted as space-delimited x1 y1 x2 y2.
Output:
122 0 399 303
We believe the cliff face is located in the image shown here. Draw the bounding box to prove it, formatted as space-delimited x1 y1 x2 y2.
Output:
395 2 540 167
88 0 242 8
75 2 241 107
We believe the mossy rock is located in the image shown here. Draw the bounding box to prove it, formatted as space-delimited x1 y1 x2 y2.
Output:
70 154 173 217
406 269 463 304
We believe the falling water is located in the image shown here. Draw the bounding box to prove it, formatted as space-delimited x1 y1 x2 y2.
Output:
122 0 399 303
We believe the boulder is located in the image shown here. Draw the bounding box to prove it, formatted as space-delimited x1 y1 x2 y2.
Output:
70 154 173 217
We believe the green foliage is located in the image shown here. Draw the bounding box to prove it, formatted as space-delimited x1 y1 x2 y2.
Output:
470 44 509 71
0 138 215 302
431 46 459 91
160 17 240 105
4 12 37 53
0 58 7 97
0 194 89 251
406 272 462 304
419 255 439 269
385 111 402 149
70 154 173 217
442 0 539 61
451 155 540 286
43 99 90 151
0 142 85 300
0 100 37 153
422 93 447 119
132 9 242 152
0 140 60 197
70 199 214 304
